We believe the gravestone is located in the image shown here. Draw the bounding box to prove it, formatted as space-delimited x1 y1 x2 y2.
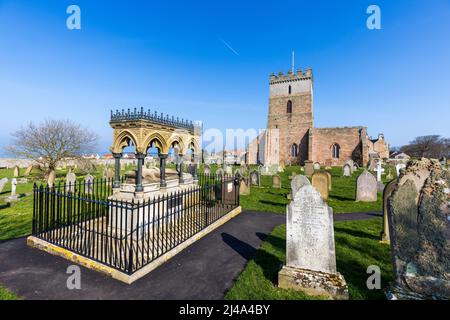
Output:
353 163 359 172
13 166 20 177
0 178 8 194
216 168 224 178
239 178 250 196
84 174 95 194
47 170 56 188
380 179 397 244
313 162 321 171
225 165 232 176
24 165 33 177
324 171 332 191
304 161 314 177
356 170 377 202
345 160 354 173
250 171 260 186
66 172 76 193
278 185 348 299
203 165 211 175
289 174 310 200
272 175 281 189
288 172 297 180
395 163 406 176
234 169 242 179
377 181 385 193
342 164 351 177
311 172 329 200
369 158 378 171
387 158 450 300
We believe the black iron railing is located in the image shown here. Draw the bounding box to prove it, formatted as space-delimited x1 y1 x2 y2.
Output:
110 108 195 131
32 174 239 274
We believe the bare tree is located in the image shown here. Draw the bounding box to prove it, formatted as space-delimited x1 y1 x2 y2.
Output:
6 119 99 175
400 135 450 159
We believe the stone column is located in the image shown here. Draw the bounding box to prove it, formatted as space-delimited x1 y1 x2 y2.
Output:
112 153 122 189
159 153 168 188
135 153 145 192
177 154 185 184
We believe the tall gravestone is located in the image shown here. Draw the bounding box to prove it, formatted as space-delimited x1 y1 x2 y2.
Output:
387 158 450 300
356 170 377 202
304 161 314 177
84 174 95 194
278 185 349 299
13 166 20 177
47 170 56 188
311 172 329 200
380 179 397 244
324 171 332 191
289 174 310 200
66 172 76 193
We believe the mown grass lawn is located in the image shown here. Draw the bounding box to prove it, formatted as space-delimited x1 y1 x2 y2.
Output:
240 165 397 214
225 218 393 300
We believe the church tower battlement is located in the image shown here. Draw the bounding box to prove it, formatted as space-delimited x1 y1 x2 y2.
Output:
267 68 314 164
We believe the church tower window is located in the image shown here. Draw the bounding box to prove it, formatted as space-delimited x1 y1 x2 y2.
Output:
287 100 292 113
332 143 340 159
291 143 298 157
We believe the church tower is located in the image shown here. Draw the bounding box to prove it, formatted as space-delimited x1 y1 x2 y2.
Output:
267 69 314 164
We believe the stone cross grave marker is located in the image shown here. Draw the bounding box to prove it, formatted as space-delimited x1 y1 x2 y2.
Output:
278 185 348 299
272 175 281 188
356 170 377 202
374 161 385 182
311 172 329 200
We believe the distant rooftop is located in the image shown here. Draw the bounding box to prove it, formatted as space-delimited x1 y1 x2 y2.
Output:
110 107 194 130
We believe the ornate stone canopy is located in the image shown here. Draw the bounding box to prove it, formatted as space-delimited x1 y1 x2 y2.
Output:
110 108 201 155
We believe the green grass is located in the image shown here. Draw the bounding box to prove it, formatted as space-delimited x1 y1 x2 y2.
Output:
240 166 397 214
225 218 393 300
0 286 18 300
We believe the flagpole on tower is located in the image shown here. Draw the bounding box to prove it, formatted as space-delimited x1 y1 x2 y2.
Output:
292 50 295 73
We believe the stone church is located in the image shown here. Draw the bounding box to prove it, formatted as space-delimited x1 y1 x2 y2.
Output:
246 68 389 167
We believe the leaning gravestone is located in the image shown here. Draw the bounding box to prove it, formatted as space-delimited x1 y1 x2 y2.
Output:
24 165 33 177
387 158 450 300
380 179 397 244
250 170 260 186
304 161 314 177
0 178 8 194
66 172 77 193
239 178 250 196
342 164 351 177
278 185 349 299
356 170 377 202
311 172 329 200
84 174 95 194
13 166 20 177
272 175 281 189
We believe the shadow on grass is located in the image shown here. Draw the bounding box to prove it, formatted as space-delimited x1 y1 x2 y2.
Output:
221 232 282 285
330 195 355 201
333 226 379 241
259 200 286 207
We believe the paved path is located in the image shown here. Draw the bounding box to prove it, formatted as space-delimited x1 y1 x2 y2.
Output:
0 211 380 300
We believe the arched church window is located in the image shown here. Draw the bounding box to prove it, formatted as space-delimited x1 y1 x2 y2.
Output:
291 143 298 157
287 100 292 113
332 143 340 159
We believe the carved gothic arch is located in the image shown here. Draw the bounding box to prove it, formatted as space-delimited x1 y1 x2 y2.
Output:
111 130 139 154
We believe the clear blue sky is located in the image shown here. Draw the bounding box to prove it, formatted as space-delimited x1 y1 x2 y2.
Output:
0 0 449 154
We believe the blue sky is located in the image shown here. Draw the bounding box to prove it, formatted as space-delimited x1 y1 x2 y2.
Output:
0 0 449 154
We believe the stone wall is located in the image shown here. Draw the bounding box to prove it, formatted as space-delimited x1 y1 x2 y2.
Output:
309 127 367 166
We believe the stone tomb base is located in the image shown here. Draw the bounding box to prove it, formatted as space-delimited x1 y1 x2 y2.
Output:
278 266 349 300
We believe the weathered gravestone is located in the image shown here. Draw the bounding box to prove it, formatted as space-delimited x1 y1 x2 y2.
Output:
47 170 56 188
387 158 450 300
311 172 329 200
5 178 19 202
225 165 232 176
203 165 211 175
313 162 321 171
250 170 260 186
84 174 95 194
356 170 377 202
272 175 281 189
0 178 8 194
342 164 352 177
304 160 314 177
216 168 224 178
288 174 310 200
324 171 332 191
24 165 33 177
66 172 77 193
239 178 250 196
380 179 397 244
345 160 355 173
13 166 20 177
278 185 349 299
